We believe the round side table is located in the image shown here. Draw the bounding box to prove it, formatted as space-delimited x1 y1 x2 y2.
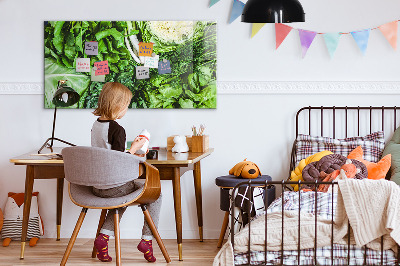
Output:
215 175 275 248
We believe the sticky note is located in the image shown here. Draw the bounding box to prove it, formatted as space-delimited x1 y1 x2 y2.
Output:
136 66 150 79
91 67 105 82
85 41 98 55
94 61 109 76
76 58 90 72
158 60 171 74
139 42 154 57
144 55 159 68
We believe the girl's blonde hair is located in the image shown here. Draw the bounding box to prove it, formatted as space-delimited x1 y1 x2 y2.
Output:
93 82 133 120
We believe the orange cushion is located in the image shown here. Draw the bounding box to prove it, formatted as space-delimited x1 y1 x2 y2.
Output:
347 146 391 180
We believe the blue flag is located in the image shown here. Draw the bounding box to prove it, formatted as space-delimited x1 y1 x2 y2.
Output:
229 0 245 23
351 29 370 55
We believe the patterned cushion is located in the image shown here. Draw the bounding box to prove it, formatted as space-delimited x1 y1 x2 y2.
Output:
295 131 385 166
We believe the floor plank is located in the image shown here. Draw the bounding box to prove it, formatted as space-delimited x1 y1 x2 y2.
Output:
0 239 221 265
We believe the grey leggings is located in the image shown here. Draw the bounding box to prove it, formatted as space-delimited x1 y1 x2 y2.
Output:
92 180 162 240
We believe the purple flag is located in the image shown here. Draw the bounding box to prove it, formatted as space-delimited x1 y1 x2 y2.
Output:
229 0 245 24
298 29 317 58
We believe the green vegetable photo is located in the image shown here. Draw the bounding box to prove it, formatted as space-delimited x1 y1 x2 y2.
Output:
44 21 217 109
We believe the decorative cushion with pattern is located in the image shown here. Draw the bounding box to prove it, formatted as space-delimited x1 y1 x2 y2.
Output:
1 192 43 240
302 154 368 189
294 131 385 167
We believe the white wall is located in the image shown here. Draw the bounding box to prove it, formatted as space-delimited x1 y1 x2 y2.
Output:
1 0 400 239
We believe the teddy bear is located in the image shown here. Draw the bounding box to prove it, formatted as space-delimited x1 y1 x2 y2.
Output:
1 192 44 247
229 159 261 179
172 135 189 153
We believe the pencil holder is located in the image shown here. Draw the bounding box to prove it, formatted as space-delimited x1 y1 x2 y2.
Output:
191 135 209 153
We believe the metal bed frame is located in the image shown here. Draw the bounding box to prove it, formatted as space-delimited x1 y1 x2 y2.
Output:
230 106 400 266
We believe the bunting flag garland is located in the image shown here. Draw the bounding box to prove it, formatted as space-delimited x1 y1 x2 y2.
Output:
378 21 398 50
351 29 370 55
209 0 220 7
298 29 317 58
323 33 341 58
251 23 266 38
275 23 293 49
229 0 245 24
207 2 400 58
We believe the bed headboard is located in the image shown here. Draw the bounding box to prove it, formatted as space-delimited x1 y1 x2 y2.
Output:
290 106 400 178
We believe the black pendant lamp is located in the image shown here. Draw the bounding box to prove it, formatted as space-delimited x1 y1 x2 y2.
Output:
241 0 305 23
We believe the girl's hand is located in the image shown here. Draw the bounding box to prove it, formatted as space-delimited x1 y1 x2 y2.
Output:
129 137 147 155
134 148 149 157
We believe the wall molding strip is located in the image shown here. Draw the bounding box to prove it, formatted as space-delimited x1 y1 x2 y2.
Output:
217 81 400 94
1 81 399 95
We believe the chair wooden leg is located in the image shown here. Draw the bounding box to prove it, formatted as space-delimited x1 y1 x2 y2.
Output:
91 209 108 258
141 205 171 263
114 210 121 266
217 211 230 248
60 208 88 266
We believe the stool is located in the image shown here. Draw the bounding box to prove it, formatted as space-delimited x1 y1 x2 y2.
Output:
215 175 275 248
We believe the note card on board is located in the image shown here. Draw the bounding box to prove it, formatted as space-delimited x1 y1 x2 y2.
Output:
158 60 171 74
136 66 150 79
76 58 90 72
94 61 109 76
85 41 98 55
144 55 159 68
139 42 154 57
91 67 106 82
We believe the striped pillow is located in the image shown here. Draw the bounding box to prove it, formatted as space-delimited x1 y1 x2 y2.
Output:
294 131 385 166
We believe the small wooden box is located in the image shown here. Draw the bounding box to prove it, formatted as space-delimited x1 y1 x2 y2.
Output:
167 135 192 151
191 135 209 153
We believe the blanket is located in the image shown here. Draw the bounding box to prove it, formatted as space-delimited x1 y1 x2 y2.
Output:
214 179 400 266
213 211 344 266
335 178 400 251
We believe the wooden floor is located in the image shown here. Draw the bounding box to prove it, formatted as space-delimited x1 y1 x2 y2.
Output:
0 239 221 265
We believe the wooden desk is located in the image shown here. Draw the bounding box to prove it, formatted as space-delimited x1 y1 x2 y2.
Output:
10 147 213 261
146 148 213 260
9 148 64 259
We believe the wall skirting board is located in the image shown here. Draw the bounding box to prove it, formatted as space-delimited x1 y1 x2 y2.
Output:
0 81 400 95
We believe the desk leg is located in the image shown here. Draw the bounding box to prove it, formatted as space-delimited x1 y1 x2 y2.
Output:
193 161 203 242
20 165 34 259
56 178 64 241
172 167 183 261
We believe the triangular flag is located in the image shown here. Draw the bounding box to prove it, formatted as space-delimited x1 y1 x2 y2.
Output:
229 0 245 24
378 21 397 50
323 33 341 58
251 23 266 38
298 29 317 58
351 29 370 55
275 23 293 49
209 0 220 7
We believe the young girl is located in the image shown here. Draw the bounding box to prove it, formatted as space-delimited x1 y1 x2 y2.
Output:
91 82 162 263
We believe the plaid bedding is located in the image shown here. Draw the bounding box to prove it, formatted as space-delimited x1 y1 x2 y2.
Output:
234 191 397 265
294 131 385 166
234 244 397 265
